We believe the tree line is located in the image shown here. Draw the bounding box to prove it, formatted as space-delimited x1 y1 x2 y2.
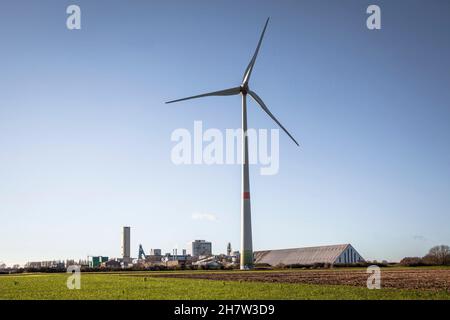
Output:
401 245 450 266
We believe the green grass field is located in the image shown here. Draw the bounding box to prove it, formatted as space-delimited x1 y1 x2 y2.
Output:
0 269 449 300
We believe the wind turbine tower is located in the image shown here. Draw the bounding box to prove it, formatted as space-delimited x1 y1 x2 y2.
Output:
166 18 299 269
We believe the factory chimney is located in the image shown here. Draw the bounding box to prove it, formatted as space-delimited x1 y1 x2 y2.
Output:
122 226 131 262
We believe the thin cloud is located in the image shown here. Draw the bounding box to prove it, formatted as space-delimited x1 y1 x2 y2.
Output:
191 212 218 221
413 235 429 242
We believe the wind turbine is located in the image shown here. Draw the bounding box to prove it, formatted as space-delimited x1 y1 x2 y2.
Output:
166 18 299 270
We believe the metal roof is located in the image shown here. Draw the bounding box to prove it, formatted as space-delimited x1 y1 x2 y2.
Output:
254 244 351 266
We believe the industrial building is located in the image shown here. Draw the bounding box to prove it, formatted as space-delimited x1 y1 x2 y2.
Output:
254 244 364 266
24 260 66 270
192 240 212 257
138 245 164 265
101 260 121 269
163 253 193 268
88 256 108 268
193 256 223 269
122 226 131 263
150 248 162 256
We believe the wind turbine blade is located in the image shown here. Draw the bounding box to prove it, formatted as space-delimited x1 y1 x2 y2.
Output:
248 90 299 146
242 17 270 85
165 87 241 104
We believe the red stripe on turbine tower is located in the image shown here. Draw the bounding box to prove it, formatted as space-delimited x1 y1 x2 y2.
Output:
243 192 250 199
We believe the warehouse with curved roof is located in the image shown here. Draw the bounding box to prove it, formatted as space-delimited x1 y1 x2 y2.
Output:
254 244 364 266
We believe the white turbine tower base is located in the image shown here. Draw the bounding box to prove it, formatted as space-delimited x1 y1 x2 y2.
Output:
166 18 299 270
241 92 253 269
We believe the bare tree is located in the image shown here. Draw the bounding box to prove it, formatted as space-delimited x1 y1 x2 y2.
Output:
426 245 450 265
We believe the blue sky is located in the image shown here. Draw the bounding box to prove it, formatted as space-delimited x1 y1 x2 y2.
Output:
1 0 449 265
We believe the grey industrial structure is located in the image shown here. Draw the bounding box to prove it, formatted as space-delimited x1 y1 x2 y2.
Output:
122 226 131 263
20 227 366 270
254 244 364 266
18 225 367 270
19 233 366 270
192 240 212 257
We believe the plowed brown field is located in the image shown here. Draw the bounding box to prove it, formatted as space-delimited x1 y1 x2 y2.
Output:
151 269 450 291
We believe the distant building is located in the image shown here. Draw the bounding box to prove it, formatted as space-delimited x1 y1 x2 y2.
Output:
89 256 108 268
65 260 76 268
25 261 65 270
192 240 212 257
254 244 365 266
227 243 232 256
193 255 223 269
150 249 162 256
78 259 89 267
163 253 192 267
231 251 240 264
194 260 222 269
101 260 121 269
145 249 163 264
165 259 192 268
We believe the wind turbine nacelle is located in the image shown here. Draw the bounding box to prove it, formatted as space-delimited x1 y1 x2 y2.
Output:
240 84 249 95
